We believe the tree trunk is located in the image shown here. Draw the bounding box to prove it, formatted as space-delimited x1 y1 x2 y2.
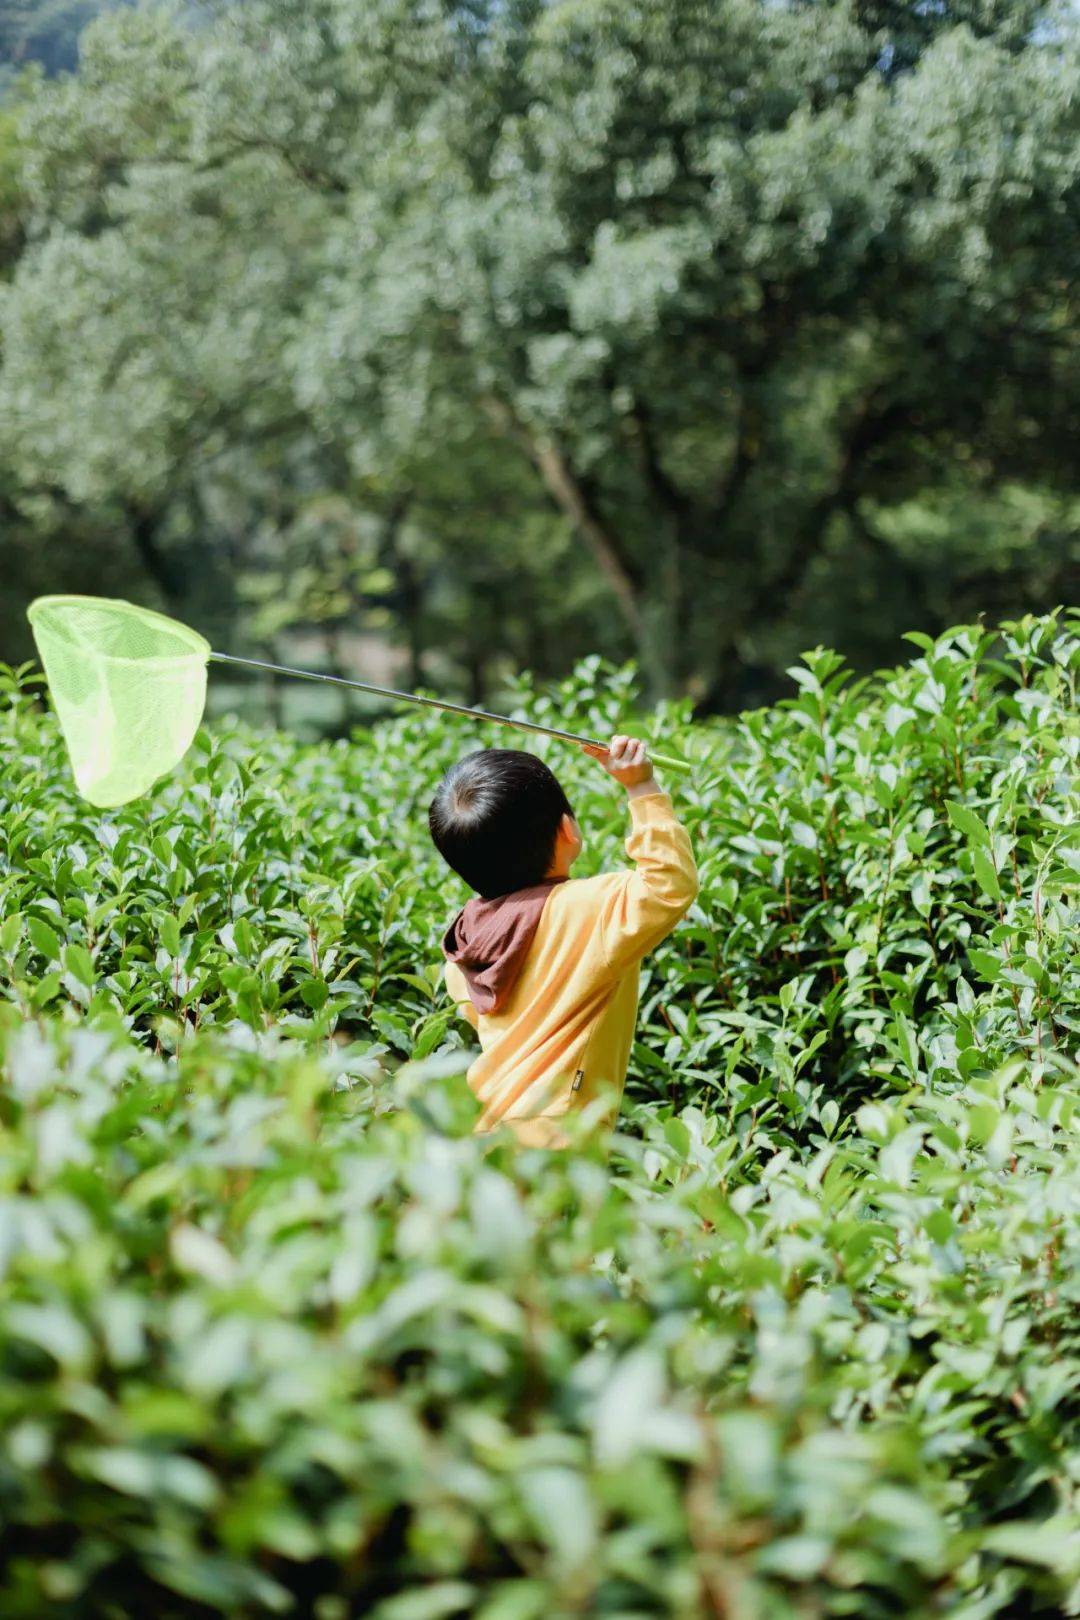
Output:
527 437 644 635
126 505 186 603
376 497 424 688
483 396 666 684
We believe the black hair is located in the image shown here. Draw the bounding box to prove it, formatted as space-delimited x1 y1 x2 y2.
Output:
428 749 574 898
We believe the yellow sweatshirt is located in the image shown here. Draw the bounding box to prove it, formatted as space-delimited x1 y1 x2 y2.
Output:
443 790 698 1148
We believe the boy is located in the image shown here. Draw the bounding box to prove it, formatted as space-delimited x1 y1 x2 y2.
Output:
429 735 698 1148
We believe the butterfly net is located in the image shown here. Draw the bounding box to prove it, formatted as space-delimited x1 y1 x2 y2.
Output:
27 596 211 807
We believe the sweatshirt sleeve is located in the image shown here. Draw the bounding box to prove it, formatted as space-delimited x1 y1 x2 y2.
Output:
444 959 480 1029
595 789 698 976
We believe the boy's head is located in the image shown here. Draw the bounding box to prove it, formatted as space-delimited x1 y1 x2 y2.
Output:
429 749 581 899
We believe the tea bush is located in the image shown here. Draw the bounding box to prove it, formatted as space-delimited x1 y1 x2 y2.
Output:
0 612 1078 1617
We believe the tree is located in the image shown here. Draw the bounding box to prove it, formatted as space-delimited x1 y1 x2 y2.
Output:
1 0 1077 704
285 0 1078 699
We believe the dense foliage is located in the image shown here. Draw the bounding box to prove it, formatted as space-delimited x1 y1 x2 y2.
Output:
1 0 1078 706
0 612 1078 1616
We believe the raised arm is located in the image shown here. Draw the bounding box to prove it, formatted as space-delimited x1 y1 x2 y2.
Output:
581 736 698 976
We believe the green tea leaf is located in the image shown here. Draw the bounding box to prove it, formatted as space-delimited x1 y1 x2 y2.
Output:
63 943 95 988
27 915 61 961
971 848 1002 903
945 800 991 846
0 910 22 953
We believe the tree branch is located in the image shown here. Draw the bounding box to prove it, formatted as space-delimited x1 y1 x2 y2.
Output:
197 134 350 197
484 395 646 637
628 396 694 527
848 503 936 625
125 504 187 602
746 393 910 620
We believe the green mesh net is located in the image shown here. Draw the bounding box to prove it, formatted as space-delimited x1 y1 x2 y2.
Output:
27 595 211 808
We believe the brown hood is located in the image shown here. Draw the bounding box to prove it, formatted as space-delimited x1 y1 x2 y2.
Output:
441 879 564 1014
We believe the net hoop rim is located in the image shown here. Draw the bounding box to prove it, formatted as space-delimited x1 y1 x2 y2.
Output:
27 594 212 668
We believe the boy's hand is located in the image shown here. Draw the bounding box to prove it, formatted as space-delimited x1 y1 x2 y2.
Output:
582 734 656 790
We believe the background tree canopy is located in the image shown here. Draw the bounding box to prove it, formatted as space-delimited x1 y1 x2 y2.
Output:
0 0 1077 715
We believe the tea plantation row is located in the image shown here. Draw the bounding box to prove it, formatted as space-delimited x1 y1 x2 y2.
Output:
0 611 1077 1618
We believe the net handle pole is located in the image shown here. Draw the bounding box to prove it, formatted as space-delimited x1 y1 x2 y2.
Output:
208 651 691 773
